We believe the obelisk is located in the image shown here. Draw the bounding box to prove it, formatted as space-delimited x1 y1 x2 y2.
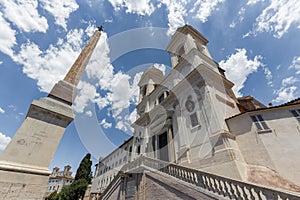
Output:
0 26 103 199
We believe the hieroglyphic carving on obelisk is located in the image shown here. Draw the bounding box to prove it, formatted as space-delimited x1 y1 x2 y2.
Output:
0 26 103 200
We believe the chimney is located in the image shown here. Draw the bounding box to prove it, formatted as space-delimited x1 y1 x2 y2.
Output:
64 165 71 172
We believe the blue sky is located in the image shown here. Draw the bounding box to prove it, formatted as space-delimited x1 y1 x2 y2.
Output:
0 0 299 174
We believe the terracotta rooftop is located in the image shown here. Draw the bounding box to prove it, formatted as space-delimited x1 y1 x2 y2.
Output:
279 97 300 106
226 97 300 120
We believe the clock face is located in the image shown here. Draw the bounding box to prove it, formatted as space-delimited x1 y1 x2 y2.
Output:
185 97 195 112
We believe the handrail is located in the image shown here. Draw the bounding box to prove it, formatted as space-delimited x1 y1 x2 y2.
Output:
98 171 124 200
123 155 300 200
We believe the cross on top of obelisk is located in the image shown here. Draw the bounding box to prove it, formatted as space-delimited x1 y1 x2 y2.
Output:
98 25 103 31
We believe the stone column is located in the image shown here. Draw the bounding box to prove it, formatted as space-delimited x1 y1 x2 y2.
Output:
154 135 158 159
167 126 175 163
176 113 190 164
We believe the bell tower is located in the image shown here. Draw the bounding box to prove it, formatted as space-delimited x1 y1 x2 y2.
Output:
0 26 102 199
167 25 213 68
165 25 245 180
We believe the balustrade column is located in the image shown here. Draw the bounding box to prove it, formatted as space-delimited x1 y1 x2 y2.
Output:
168 126 176 163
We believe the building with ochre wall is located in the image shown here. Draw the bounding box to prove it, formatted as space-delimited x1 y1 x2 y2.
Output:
46 165 74 195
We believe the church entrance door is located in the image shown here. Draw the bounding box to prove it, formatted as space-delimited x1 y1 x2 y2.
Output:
158 132 169 162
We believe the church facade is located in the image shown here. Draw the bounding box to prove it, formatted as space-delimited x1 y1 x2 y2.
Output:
90 25 300 198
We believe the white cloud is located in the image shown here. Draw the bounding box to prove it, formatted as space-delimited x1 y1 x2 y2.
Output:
0 107 5 114
238 7 246 21
107 0 224 35
153 63 166 75
229 22 236 28
0 13 16 56
71 28 142 133
263 67 273 86
73 81 98 113
13 28 84 92
85 23 97 37
162 0 225 34
247 0 265 6
250 0 300 38
273 57 300 103
106 72 136 117
86 31 142 113
0 0 48 33
125 0 155 15
130 72 143 105
115 109 136 133
100 119 112 129
85 110 93 117
192 0 225 23
85 31 114 91
273 86 297 103
219 48 264 97
8 105 16 111
161 0 187 35
289 56 300 74
282 76 298 87
108 0 155 15
40 0 79 30
95 97 110 110
70 30 113 114
229 7 245 29
0 132 11 151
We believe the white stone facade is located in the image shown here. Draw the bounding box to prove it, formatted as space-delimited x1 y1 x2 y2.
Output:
91 25 300 196
91 138 134 197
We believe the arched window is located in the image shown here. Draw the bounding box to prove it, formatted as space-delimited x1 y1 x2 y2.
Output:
177 46 185 62
141 85 147 96
158 91 169 104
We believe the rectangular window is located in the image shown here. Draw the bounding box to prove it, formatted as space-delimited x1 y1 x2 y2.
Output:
137 146 141 155
129 146 132 153
128 146 132 161
158 93 164 104
291 109 300 123
152 136 156 152
250 115 270 131
190 113 199 127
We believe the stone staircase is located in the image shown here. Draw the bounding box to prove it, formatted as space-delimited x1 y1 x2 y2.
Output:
99 156 300 200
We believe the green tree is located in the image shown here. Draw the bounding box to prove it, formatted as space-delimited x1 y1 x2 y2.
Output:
45 191 59 200
74 153 93 184
55 153 93 200
59 179 88 200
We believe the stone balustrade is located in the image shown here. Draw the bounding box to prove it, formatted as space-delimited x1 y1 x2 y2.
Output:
122 156 300 200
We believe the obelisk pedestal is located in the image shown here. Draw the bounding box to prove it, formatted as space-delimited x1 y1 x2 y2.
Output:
0 27 102 199
0 97 74 199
